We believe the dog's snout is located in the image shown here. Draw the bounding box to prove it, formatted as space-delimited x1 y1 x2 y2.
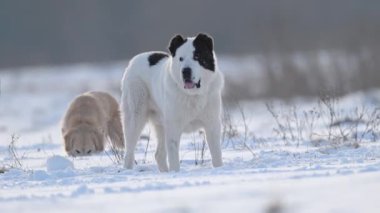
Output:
182 67 192 80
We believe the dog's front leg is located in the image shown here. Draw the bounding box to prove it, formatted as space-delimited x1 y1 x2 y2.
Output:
165 124 182 172
204 119 223 168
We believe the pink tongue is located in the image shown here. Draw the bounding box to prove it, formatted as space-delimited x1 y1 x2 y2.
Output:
184 82 195 89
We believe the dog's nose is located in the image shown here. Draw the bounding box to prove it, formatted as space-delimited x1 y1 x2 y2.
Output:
182 67 192 80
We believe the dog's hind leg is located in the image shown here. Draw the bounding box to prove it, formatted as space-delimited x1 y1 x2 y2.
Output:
122 80 149 169
153 124 168 172
107 111 125 149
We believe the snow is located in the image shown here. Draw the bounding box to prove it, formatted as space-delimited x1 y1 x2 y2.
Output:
46 155 74 172
71 184 95 197
1 61 380 212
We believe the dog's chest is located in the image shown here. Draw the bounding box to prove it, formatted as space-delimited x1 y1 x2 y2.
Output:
179 95 207 116
181 97 207 132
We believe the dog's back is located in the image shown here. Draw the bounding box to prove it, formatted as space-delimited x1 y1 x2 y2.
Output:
63 93 101 130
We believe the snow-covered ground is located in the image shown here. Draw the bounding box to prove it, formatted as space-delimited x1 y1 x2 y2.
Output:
1 61 380 213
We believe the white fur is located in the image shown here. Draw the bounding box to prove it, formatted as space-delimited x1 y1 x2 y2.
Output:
121 37 224 172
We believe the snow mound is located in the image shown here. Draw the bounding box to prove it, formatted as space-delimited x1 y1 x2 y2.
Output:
46 155 74 172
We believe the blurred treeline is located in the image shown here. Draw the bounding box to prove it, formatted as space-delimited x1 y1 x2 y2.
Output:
1 0 379 98
1 0 379 67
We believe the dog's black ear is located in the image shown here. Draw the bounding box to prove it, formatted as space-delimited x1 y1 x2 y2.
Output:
168 34 186 56
194 33 213 52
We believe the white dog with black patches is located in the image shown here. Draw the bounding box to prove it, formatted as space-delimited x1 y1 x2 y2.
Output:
121 33 223 172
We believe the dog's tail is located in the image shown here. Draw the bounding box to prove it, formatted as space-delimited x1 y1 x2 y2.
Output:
107 110 125 149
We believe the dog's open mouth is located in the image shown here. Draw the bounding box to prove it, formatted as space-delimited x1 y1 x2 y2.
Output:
184 79 201 89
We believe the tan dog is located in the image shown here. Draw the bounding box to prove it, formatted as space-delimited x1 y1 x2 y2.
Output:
62 91 124 156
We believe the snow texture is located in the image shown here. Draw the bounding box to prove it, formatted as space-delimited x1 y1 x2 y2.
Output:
0 61 380 213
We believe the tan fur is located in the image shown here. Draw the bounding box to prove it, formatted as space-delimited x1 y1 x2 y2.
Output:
62 91 124 156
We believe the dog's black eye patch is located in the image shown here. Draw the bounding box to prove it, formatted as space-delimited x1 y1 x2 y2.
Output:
192 49 215 72
148 52 168 66
193 33 215 72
